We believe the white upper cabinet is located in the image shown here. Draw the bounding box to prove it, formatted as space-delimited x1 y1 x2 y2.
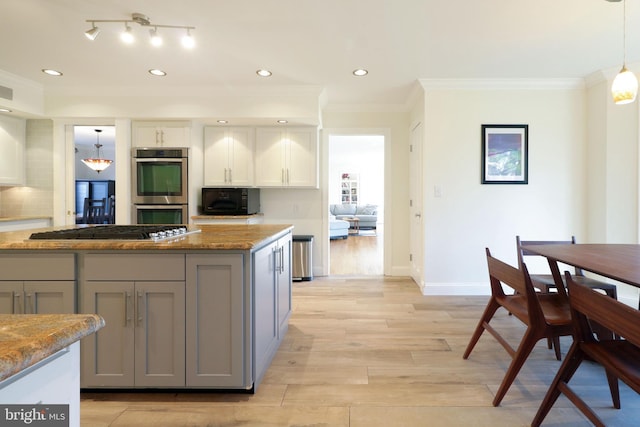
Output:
0 115 25 186
255 127 318 188
132 121 191 147
203 127 254 187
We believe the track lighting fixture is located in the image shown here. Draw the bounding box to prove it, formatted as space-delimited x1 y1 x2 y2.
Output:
84 13 195 49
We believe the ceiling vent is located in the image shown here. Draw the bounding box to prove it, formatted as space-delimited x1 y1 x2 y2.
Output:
0 85 13 100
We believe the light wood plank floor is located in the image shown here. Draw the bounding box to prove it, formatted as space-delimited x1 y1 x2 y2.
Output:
330 227 382 276
81 276 640 426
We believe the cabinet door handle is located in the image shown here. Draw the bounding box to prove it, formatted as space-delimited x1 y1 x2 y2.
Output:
124 292 132 326
13 292 21 314
273 247 279 273
287 169 290 185
280 247 285 274
137 291 144 326
25 292 33 314
229 168 233 183
160 130 165 145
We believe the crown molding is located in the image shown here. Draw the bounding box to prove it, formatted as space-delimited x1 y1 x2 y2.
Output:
418 78 585 90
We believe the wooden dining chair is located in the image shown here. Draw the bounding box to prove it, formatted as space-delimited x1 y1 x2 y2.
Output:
516 236 618 299
82 197 107 224
463 248 573 407
105 195 116 224
531 272 640 427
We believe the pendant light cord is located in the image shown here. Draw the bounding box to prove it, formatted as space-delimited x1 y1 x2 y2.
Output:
623 0 627 66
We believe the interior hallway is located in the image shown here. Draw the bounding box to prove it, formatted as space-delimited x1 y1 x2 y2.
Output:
80 276 640 426
330 227 383 276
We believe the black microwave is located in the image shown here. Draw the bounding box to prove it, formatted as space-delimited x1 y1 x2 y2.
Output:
202 188 260 215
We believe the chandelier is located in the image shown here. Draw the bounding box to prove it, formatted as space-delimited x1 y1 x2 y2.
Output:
82 129 113 173
84 13 195 49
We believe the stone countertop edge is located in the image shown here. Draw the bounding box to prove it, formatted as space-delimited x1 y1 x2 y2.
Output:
0 314 105 382
0 216 52 222
0 224 294 251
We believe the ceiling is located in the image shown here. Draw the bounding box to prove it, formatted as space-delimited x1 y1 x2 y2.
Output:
0 0 637 112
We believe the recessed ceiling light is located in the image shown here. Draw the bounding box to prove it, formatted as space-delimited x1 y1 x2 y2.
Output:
256 69 272 77
42 69 63 76
0 108 11 113
148 69 166 76
277 120 288 124
217 120 228 124
353 68 368 77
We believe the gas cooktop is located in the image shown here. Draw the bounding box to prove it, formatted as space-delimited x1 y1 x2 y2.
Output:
29 225 198 241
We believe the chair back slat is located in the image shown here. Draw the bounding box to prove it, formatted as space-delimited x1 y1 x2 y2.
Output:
486 248 545 324
83 197 107 224
566 273 640 347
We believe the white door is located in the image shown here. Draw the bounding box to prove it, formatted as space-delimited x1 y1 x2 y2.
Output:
409 122 424 287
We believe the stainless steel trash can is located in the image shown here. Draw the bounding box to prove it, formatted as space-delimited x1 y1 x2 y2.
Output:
292 235 313 281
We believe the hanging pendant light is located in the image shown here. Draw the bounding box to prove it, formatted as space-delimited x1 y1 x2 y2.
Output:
612 0 638 104
82 129 113 173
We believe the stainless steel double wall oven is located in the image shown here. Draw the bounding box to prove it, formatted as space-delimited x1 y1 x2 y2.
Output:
132 148 188 224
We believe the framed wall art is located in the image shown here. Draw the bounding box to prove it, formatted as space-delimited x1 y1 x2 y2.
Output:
481 124 528 184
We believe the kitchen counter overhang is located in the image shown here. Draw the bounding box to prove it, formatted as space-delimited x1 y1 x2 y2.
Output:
0 314 105 382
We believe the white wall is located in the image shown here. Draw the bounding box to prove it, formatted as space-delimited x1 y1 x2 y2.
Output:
418 81 589 294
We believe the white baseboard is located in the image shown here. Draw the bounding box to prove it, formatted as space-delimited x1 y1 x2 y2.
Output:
421 282 490 296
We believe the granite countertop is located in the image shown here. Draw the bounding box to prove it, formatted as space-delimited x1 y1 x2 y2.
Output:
191 213 264 219
0 314 105 381
0 224 293 251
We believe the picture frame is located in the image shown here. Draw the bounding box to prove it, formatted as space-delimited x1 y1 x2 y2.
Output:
481 124 528 184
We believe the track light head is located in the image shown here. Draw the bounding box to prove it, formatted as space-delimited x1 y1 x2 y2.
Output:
181 29 195 49
149 27 162 46
120 23 134 44
85 23 100 40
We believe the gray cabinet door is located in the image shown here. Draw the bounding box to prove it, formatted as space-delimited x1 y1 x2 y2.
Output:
25 281 75 314
82 281 185 388
0 281 74 314
253 240 279 383
186 254 245 387
0 282 23 313
134 281 185 387
276 235 292 338
81 281 135 387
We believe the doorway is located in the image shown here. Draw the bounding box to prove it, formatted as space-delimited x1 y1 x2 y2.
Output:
328 134 385 276
73 126 116 223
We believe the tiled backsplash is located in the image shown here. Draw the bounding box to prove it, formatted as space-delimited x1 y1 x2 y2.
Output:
0 120 54 217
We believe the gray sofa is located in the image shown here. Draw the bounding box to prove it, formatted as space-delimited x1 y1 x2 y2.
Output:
329 204 378 229
330 218 349 239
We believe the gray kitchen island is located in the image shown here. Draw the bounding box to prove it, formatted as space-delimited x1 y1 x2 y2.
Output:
0 224 293 391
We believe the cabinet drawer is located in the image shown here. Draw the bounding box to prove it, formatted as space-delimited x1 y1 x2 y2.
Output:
83 253 185 281
0 253 75 280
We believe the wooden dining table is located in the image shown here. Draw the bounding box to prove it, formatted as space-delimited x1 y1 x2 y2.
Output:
522 243 640 289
